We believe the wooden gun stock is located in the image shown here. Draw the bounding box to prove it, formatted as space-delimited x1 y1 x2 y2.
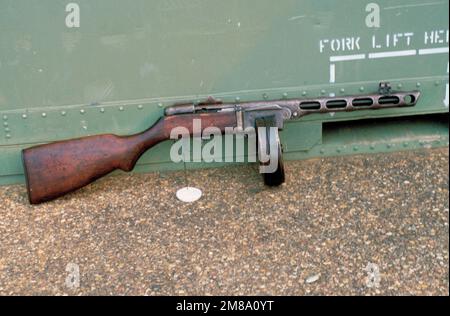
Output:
22 112 236 204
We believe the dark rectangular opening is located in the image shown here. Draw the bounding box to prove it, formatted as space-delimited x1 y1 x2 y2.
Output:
322 113 449 146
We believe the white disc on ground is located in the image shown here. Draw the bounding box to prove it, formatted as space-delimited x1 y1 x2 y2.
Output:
176 187 202 203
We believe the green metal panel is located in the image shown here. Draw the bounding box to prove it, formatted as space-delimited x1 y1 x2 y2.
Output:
0 0 448 185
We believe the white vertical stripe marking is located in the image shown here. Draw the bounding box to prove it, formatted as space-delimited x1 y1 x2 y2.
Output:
330 64 336 83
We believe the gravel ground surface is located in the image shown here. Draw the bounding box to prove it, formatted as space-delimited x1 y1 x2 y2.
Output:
0 148 448 296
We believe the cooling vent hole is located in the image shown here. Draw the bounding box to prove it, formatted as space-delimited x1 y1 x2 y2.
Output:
352 98 374 107
326 100 347 109
379 96 400 105
299 101 321 110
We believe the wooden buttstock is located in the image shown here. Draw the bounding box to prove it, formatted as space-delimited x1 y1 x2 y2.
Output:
22 112 236 204
22 118 165 204
23 135 146 204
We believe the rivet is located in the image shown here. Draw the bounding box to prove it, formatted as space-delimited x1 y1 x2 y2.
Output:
353 146 358 151
336 148 341 153
4 127 10 132
41 113 47 118
320 89 326 95
370 145 375 150
416 82 421 88
138 104 143 110
100 108 105 113
158 103 163 108
387 144 392 148
397 83 403 89
80 109 85 114
5 134 11 139
359 86 365 92
263 93 268 100
340 88 345 93
22 114 27 119
2 115 7 121
119 106 124 111
282 92 288 98
319 149 325 154
61 111 67 116
435 80 440 86
403 142 408 147
3 122 8 127
302 91 307 96
235 97 241 103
